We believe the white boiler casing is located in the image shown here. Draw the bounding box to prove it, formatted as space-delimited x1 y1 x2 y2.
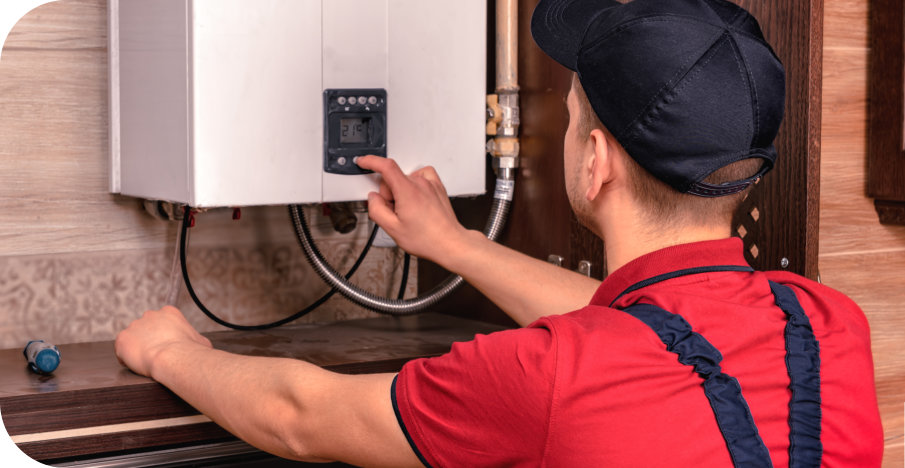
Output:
109 0 487 207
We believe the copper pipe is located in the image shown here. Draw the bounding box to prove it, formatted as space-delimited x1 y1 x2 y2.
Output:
496 0 519 93
492 0 520 178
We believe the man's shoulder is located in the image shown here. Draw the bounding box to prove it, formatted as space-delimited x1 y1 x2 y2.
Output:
763 270 852 300
763 270 866 316
762 270 872 342
530 305 671 353
534 305 655 331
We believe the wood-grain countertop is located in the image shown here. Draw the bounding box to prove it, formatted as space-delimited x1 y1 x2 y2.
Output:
0 314 504 463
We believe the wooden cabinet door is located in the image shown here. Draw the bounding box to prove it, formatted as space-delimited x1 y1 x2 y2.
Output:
867 0 905 224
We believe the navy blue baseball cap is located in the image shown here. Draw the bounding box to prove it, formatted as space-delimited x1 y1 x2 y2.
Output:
531 0 785 197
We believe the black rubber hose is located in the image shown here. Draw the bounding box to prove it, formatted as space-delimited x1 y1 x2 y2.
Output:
397 253 411 300
180 207 379 331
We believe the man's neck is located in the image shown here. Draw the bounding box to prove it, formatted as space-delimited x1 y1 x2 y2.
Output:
602 220 731 274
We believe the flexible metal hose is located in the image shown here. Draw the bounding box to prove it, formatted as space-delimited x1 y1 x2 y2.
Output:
290 183 512 315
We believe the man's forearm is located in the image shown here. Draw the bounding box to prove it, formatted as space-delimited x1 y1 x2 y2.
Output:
116 306 421 467
149 341 332 461
442 229 601 326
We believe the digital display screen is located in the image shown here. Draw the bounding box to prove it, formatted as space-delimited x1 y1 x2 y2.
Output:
340 118 370 144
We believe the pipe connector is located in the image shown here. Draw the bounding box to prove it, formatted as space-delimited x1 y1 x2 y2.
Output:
486 94 503 136
487 136 520 180
487 90 520 180
486 92 520 138
496 92 520 138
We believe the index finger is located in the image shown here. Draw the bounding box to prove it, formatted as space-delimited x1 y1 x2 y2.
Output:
355 156 409 190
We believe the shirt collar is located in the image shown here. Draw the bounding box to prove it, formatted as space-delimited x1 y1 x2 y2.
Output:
590 237 751 307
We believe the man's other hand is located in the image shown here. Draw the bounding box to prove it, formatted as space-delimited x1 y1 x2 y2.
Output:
115 306 213 377
356 155 473 267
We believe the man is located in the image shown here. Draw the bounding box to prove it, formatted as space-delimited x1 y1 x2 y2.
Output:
115 0 883 466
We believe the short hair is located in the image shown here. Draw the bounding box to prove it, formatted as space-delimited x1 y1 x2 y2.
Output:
570 74 759 229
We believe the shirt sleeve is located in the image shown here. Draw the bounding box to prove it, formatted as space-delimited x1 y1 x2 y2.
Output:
392 323 557 468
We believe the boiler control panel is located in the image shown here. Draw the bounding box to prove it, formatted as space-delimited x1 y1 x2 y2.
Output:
323 88 387 175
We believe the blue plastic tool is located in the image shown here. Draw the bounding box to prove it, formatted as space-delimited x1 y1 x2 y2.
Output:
23 340 61 374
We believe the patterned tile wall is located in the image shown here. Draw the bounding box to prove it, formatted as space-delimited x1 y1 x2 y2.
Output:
0 229 414 349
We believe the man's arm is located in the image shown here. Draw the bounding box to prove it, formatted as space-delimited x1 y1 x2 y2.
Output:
357 155 599 326
435 228 600 326
114 307 422 468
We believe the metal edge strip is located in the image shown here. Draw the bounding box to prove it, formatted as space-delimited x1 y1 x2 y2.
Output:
11 415 211 444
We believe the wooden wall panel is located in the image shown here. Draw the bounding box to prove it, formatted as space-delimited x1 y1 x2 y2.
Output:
819 252 905 466
823 0 867 48
0 2 161 257
821 48 866 156
822 0 905 465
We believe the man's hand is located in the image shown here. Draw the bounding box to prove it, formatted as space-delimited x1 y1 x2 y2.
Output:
358 155 599 326
114 306 212 377
356 155 475 267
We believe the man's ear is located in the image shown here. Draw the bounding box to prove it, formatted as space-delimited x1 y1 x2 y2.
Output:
585 128 613 201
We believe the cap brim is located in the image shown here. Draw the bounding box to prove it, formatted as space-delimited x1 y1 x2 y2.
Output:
531 0 621 70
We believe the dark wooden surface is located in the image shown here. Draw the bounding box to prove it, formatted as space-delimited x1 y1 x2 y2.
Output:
867 0 905 224
420 0 823 312
0 314 505 461
875 200 905 225
732 0 823 278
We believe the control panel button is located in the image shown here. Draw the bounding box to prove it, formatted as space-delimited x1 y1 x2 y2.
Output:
368 96 378 105
337 96 347 105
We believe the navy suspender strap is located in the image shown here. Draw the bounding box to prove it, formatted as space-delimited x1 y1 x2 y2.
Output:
769 281 823 468
624 303 774 467
619 267 822 468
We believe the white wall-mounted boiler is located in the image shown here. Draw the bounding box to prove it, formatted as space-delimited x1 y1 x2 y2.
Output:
109 0 487 207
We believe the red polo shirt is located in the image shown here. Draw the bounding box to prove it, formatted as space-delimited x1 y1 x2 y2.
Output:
392 238 883 467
